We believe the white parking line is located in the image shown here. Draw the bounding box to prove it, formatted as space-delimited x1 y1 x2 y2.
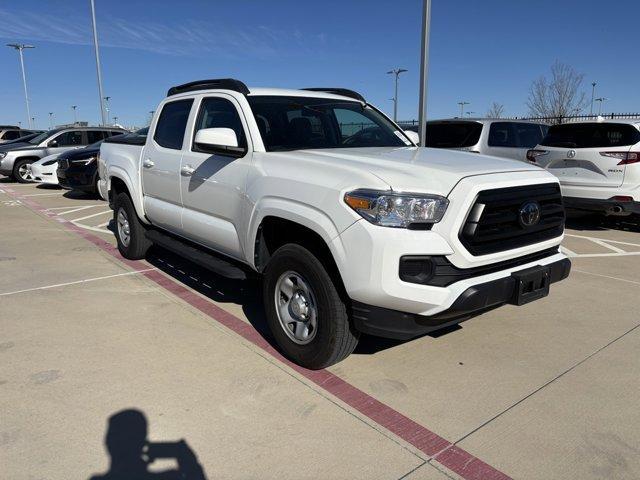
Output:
21 192 65 197
563 233 640 257
0 268 156 296
51 205 104 215
71 210 112 222
573 268 640 286
70 222 112 235
560 245 577 257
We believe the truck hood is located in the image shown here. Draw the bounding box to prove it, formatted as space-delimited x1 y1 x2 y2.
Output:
282 147 542 195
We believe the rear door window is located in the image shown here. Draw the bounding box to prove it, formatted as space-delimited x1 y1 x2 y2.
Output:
488 122 517 147
154 99 194 150
424 122 482 148
541 123 640 148
86 131 107 144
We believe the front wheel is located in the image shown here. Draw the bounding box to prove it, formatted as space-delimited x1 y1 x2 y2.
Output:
263 244 359 369
13 159 35 183
113 192 151 259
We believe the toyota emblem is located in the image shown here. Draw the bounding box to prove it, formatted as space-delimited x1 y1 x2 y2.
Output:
519 201 541 227
567 149 576 158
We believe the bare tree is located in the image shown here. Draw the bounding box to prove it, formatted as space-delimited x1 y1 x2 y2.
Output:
486 102 505 118
527 61 587 120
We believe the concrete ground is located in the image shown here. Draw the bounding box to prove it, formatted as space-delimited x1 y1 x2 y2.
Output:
1 179 640 480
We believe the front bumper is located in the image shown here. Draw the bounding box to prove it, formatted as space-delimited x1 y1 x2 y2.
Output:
352 257 571 340
563 196 640 215
57 164 97 192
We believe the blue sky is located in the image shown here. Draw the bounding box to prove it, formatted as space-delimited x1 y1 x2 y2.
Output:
1 0 638 128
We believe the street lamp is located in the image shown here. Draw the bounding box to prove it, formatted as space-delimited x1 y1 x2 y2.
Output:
457 101 470 117
31 116 36 128
417 0 432 145
595 97 608 115
590 82 597 116
387 68 408 122
48 112 54 129
465 111 475 117
103 96 111 124
90 0 107 126
6 43 35 128
72 105 78 124
113 116 118 125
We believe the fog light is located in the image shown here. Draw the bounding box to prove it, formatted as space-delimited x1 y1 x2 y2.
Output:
399 256 434 284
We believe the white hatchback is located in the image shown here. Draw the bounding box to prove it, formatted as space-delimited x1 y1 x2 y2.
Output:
528 119 640 216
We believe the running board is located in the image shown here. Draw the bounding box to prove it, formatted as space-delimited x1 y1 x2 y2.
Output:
145 229 247 280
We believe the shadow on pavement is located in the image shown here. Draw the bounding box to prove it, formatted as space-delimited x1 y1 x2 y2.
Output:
89 409 207 480
565 212 640 233
144 245 462 358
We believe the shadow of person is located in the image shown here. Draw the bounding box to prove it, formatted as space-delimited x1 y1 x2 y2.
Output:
89 409 207 480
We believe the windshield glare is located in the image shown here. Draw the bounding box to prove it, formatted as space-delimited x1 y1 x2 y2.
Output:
247 96 409 151
28 129 59 145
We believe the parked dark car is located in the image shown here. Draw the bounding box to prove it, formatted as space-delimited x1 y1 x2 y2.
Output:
57 137 120 193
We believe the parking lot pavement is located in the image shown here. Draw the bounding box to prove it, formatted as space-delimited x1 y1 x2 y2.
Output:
2 180 640 479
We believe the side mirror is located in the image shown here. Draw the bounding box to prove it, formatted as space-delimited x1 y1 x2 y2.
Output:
48 139 58 148
194 128 246 157
404 130 420 146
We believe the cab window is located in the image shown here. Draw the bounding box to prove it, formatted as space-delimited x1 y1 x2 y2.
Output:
192 97 247 150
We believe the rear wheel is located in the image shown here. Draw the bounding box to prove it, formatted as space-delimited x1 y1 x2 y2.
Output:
113 192 151 259
13 159 35 183
263 244 359 369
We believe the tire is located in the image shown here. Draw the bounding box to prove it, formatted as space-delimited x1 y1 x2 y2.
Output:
113 192 151 260
12 159 35 183
263 244 359 369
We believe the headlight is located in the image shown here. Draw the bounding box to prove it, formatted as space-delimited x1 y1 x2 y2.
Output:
344 189 448 228
71 156 96 165
43 159 58 166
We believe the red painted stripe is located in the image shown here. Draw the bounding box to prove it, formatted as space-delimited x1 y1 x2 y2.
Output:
6 188 511 480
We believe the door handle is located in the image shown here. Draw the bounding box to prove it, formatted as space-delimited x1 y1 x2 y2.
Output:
181 165 195 176
143 158 154 168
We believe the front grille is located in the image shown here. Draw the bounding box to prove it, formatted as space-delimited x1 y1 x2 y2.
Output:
460 183 565 256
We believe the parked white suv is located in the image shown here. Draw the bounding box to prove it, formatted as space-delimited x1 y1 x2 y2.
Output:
528 119 640 216
404 119 548 162
100 79 570 368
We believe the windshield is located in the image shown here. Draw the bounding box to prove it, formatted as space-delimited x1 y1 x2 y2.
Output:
424 121 483 148
28 129 61 145
541 123 640 148
247 96 409 151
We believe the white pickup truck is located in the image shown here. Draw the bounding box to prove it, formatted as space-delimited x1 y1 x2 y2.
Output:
100 79 571 369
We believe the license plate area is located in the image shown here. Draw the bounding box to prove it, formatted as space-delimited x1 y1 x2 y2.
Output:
511 265 551 306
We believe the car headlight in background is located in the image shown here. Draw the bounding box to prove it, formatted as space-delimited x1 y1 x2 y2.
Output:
43 159 58 166
70 156 97 166
344 189 448 228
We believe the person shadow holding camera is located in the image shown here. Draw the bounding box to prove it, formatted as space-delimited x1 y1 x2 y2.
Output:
89 409 207 480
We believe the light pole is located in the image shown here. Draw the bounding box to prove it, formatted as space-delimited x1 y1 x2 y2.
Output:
590 82 597 116
72 105 78 124
48 112 54 129
113 116 118 125
595 97 608 115
417 0 431 145
90 0 107 126
465 111 475 117
387 68 408 122
6 43 35 128
103 96 111 124
457 101 470 117
31 116 36 128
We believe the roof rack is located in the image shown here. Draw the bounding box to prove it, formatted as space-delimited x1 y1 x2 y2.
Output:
302 88 365 102
167 78 250 97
